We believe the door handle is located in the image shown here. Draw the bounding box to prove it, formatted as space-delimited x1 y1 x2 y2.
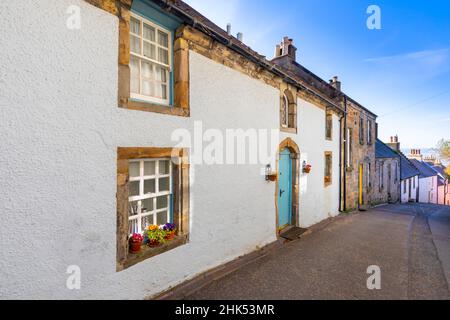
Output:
280 189 285 197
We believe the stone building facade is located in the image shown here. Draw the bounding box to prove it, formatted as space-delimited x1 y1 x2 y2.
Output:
372 139 400 205
328 77 377 212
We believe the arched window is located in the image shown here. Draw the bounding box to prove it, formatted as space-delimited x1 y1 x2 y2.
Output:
280 89 297 131
280 94 289 128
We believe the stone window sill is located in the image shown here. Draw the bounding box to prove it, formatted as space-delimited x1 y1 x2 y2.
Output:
280 127 297 134
121 99 190 117
119 234 189 271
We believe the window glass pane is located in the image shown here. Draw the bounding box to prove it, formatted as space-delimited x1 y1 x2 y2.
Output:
130 57 140 94
130 17 140 35
129 218 139 235
157 211 168 225
129 161 140 177
158 30 169 47
154 84 162 99
129 181 140 197
159 160 170 174
143 42 156 60
144 179 155 194
129 200 139 217
161 85 167 100
144 161 156 176
155 66 167 82
159 177 170 192
141 198 154 213
158 48 169 64
157 196 168 209
142 80 153 96
141 214 154 231
130 35 141 54
143 23 155 41
141 61 153 79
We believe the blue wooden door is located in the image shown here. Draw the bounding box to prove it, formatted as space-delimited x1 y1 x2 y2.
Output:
278 148 292 230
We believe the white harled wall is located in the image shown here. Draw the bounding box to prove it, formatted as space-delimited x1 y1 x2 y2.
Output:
418 176 438 204
281 98 341 228
0 0 280 299
0 0 341 299
400 176 419 203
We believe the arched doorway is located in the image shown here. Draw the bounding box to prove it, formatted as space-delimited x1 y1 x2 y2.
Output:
277 138 300 233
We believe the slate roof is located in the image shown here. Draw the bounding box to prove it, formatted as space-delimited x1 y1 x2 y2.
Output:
376 139 400 159
410 159 439 178
431 164 445 177
388 150 419 180
151 0 375 115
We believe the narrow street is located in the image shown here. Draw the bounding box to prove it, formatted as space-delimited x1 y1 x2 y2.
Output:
186 203 450 300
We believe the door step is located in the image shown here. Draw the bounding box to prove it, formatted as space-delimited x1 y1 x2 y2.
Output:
280 226 308 241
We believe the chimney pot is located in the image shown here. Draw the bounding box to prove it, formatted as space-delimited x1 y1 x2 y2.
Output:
329 76 341 91
226 23 232 35
237 32 243 42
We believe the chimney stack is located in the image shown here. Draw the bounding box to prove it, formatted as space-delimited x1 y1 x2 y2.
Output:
329 76 341 91
387 135 401 152
408 148 423 161
273 36 297 61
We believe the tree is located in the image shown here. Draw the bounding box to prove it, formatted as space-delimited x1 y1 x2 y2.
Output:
437 139 450 161
445 165 450 180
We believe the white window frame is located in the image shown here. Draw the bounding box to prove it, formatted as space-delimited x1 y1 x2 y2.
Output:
128 158 173 235
367 120 372 144
346 128 352 167
280 94 289 128
281 94 289 128
129 12 172 105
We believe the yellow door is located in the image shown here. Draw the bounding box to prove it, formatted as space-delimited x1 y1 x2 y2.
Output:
359 164 363 205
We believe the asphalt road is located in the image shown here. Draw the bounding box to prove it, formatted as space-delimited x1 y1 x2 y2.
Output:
186 203 450 300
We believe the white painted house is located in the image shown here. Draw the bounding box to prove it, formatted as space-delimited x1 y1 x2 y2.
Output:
386 137 419 203
0 0 344 299
410 159 439 204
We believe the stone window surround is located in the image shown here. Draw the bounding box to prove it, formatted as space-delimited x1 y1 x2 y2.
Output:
84 0 190 117
280 88 298 134
324 151 333 187
117 147 190 271
325 110 333 141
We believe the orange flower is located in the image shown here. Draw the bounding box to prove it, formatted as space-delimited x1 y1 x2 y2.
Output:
148 225 159 231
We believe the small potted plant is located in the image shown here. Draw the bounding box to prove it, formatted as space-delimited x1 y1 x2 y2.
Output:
163 223 177 240
147 225 166 247
303 164 312 174
129 233 143 254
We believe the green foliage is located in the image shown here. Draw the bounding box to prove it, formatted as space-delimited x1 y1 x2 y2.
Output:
147 228 166 244
437 139 450 161
445 165 450 180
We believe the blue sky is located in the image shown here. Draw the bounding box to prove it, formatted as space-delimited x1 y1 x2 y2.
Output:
185 0 450 149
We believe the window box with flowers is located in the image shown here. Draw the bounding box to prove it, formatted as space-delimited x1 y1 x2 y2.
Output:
117 147 190 271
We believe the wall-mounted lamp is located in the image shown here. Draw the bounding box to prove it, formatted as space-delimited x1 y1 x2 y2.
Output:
265 164 277 182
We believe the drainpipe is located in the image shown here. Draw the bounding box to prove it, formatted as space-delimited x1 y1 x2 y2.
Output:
342 95 348 212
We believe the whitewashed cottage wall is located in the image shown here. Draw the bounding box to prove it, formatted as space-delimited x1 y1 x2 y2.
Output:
0 0 343 299
280 99 341 228
0 0 282 299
